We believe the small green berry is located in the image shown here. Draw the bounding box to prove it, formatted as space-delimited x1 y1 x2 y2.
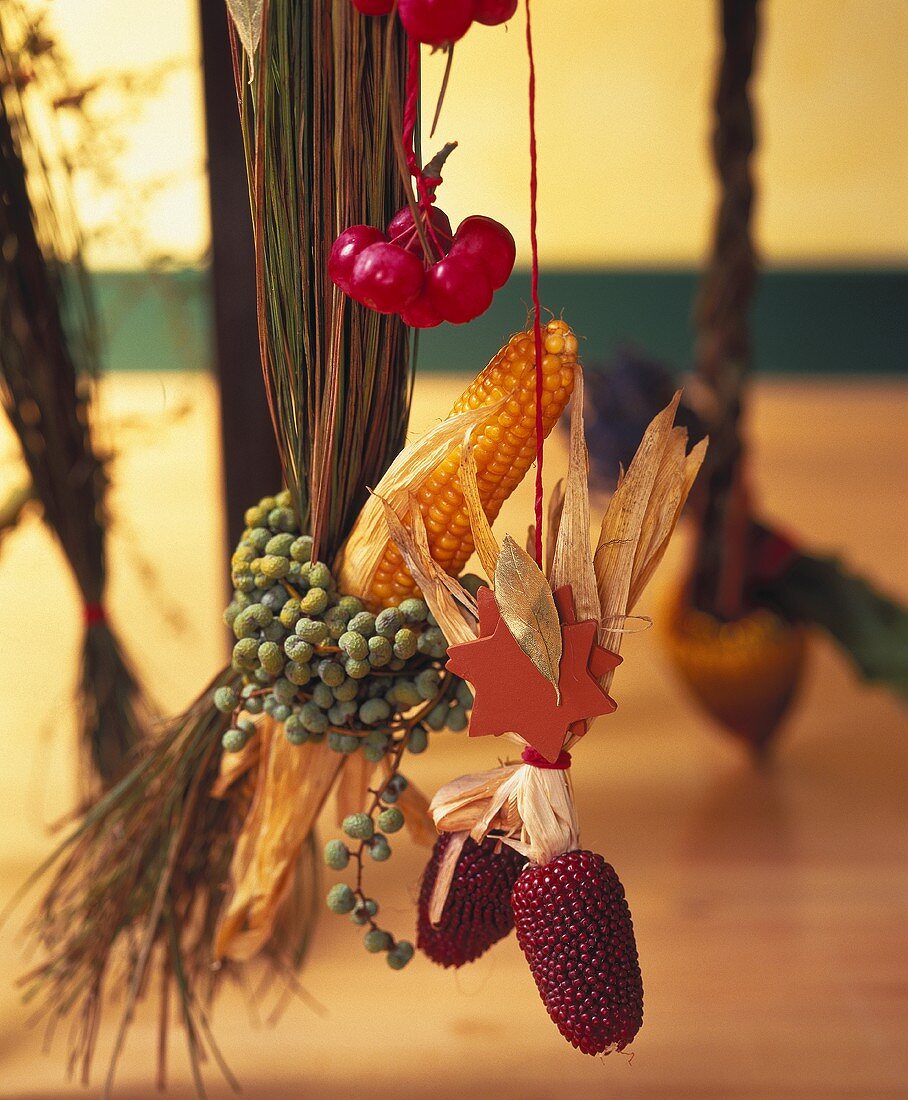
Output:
339 631 368 660
364 929 393 953
390 679 422 707
326 883 355 914
265 532 295 557
387 941 414 969
214 686 238 713
259 554 290 580
268 506 296 532
301 702 328 734
317 659 345 687
348 611 376 636
393 628 418 660
375 607 404 638
342 813 374 840
367 636 393 667
332 678 360 702
369 837 392 861
398 597 429 623
345 657 371 680
425 702 450 731
415 668 441 701
337 595 365 617
300 587 329 615
378 807 404 833
359 698 391 726
222 728 247 753
324 839 350 870
296 617 328 644
446 704 468 732
312 682 334 709
455 679 474 708
284 660 311 686
307 562 332 589
290 535 313 562
258 641 284 675
232 637 259 669
248 526 271 551
279 599 302 629
408 727 428 754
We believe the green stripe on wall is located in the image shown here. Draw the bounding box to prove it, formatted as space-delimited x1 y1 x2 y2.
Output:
90 268 906 376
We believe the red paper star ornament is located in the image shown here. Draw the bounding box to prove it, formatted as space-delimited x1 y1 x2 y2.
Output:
446 585 622 762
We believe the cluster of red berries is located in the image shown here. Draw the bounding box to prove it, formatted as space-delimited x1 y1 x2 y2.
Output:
329 204 515 327
352 0 518 47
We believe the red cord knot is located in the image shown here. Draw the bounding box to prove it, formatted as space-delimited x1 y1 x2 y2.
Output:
521 746 572 770
83 602 107 627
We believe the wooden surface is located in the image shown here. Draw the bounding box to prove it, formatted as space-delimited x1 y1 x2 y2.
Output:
0 375 906 1098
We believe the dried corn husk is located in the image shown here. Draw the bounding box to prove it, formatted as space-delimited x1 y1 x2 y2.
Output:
460 423 501 581
335 396 505 598
215 729 343 961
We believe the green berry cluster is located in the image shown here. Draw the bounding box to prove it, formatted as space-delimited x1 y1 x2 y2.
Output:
323 775 415 969
213 492 476 759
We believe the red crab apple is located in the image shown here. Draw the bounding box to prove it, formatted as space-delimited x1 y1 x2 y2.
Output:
473 0 519 25
328 224 385 296
386 204 453 259
349 242 424 314
400 287 444 329
427 253 493 324
451 215 516 289
398 0 475 47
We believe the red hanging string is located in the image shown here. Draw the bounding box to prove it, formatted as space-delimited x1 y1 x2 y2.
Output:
525 0 545 568
403 36 444 259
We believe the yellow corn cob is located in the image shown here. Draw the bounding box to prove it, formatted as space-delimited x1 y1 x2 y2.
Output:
367 319 578 605
660 586 807 755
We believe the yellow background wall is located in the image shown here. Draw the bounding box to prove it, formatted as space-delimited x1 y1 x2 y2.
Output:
48 0 907 268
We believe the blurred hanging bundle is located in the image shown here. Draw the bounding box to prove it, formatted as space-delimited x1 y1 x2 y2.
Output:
0 7 153 789
579 0 907 752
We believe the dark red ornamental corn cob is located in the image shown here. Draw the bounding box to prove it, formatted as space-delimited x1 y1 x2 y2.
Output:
511 850 644 1055
418 833 526 967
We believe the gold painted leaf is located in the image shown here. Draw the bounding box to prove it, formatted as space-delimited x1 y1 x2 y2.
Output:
494 535 563 703
460 424 500 582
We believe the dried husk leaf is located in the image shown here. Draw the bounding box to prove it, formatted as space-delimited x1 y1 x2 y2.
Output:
378 496 477 646
494 535 563 703
428 829 469 925
550 369 599 622
430 764 523 834
545 478 566 579
460 424 500 582
394 771 437 848
629 435 707 609
335 396 506 598
430 761 578 867
594 394 680 663
215 732 343 961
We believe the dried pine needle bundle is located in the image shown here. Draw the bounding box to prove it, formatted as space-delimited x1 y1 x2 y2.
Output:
0 11 152 789
382 373 705 1055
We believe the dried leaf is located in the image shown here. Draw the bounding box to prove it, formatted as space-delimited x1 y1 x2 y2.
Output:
460 424 500 582
429 761 578 868
545 478 566 578
594 394 680 661
629 434 707 609
428 830 468 925
215 733 343 961
494 535 563 703
395 774 437 848
550 370 599 622
377 495 477 646
225 0 263 76
336 396 506 597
